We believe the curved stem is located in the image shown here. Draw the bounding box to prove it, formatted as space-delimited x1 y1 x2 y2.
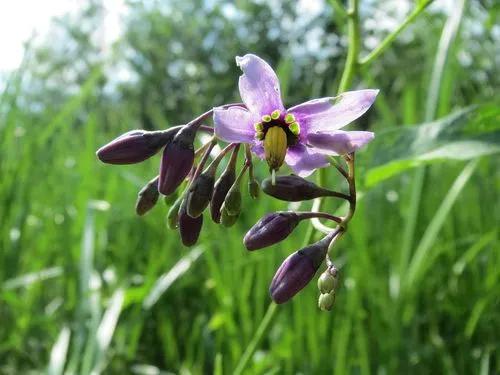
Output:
198 125 214 134
298 211 343 224
359 0 432 66
205 143 237 175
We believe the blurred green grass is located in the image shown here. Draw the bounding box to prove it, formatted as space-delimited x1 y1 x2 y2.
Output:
1 1 499 374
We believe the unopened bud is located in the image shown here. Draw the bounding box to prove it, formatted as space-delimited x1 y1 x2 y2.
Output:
262 175 334 201
186 172 215 218
178 199 203 247
158 125 196 196
166 196 182 229
244 212 300 251
248 178 260 199
318 292 335 311
220 204 239 227
223 185 241 216
135 177 160 216
97 128 177 164
269 235 331 304
210 169 236 223
317 271 336 294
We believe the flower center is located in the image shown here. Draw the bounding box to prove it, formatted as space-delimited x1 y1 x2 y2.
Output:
255 110 300 172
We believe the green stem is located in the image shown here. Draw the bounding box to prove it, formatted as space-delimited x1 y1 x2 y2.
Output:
359 0 432 66
328 0 347 19
338 0 360 93
233 303 278 375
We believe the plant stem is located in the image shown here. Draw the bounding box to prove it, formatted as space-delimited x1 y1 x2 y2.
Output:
206 143 237 175
359 0 432 66
338 0 360 93
298 211 343 224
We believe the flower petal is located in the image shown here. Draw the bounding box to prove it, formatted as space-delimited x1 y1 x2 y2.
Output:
251 142 265 159
236 54 284 116
213 106 256 143
307 130 374 155
289 89 378 133
285 144 329 177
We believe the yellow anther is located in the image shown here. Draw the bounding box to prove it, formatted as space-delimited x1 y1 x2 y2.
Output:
255 131 265 140
289 122 300 136
262 115 272 123
254 122 263 132
271 110 281 120
285 113 296 124
264 126 287 172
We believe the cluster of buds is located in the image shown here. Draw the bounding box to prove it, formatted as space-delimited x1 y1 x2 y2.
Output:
97 104 263 247
243 163 356 309
97 113 358 310
97 54 375 310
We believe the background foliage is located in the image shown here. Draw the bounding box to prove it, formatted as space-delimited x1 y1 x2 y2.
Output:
0 0 499 374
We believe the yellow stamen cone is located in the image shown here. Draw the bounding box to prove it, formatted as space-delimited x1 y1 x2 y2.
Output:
264 126 287 172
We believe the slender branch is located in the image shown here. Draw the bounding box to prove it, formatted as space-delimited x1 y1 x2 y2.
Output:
245 144 255 181
298 211 343 224
191 137 216 182
359 0 432 66
198 125 214 133
329 156 349 179
328 0 347 19
205 143 237 175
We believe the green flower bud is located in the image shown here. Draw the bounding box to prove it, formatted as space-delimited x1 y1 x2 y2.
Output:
186 172 215 218
318 292 335 311
317 271 336 294
135 177 160 216
220 204 238 227
248 178 260 199
166 196 182 229
223 185 241 216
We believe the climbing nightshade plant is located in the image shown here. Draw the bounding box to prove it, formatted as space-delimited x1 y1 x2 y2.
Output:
96 53 376 310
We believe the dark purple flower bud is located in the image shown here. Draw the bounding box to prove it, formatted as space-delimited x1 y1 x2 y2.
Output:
269 235 331 304
96 128 178 165
262 175 340 201
159 125 196 196
243 212 300 251
210 169 236 223
186 172 215 218
135 176 160 216
178 199 203 247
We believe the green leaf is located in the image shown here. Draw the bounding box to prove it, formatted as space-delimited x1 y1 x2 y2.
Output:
363 104 500 187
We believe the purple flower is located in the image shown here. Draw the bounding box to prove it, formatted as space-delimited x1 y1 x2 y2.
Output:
214 54 378 177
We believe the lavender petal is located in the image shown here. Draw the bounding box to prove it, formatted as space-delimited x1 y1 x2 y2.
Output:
289 89 378 133
284 144 329 177
213 106 256 143
307 130 375 155
236 54 285 116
